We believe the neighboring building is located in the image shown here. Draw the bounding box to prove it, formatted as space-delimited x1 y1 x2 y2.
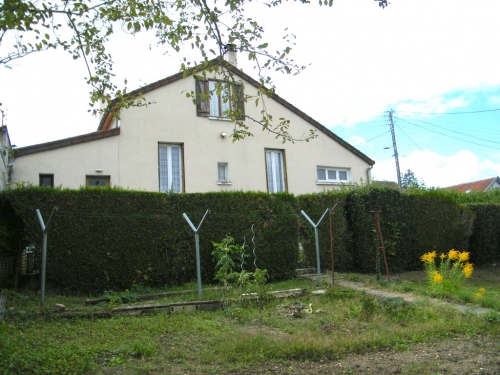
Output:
10 55 375 195
444 177 500 193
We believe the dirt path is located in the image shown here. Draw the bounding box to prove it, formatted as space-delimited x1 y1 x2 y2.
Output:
333 278 494 315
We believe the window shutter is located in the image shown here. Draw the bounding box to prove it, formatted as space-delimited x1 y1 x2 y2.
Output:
196 80 210 117
234 83 245 120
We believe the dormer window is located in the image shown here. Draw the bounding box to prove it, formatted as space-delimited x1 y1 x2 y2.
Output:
196 79 245 120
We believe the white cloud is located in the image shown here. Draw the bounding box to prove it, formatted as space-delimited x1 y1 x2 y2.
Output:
373 149 500 188
348 136 366 146
395 96 471 116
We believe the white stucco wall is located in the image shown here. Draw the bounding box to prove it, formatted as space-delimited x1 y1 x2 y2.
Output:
11 69 373 194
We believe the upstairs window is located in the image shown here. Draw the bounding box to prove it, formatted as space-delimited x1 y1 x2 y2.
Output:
196 79 245 120
317 167 350 183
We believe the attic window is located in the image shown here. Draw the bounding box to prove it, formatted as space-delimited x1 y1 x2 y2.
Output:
196 79 245 120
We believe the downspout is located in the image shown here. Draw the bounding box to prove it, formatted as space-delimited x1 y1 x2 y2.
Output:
366 165 373 184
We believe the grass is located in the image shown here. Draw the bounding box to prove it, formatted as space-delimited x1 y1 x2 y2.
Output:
1 272 500 374
356 265 500 312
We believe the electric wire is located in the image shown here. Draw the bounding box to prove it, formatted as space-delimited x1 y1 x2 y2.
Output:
397 114 500 146
396 108 500 115
396 117 500 151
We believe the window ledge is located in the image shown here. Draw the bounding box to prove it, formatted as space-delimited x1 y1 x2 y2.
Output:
217 181 232 185
209 116 231 121
316 181 351 185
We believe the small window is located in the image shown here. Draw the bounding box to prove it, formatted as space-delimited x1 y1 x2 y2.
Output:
86 176 110 187
317 167 350 183
39 174 54 187
217 162 230 184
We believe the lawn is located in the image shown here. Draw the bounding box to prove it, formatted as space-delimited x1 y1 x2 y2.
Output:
0 268 499 375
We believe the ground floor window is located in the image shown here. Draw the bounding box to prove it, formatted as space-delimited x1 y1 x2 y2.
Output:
39 174 54 187
316 167 350 183
265 149 286 193
86 175 110 187
159 144 183 192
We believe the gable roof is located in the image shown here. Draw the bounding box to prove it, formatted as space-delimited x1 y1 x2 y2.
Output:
98 58 375 166
444 177 500 193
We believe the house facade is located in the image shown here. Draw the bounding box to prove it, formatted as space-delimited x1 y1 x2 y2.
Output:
9 57 375 194
0 126 12 191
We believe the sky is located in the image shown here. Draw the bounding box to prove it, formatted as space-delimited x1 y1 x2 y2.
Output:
1 0 499 188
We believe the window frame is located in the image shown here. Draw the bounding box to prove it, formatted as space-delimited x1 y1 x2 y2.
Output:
316 167 351 184
196 79 245 120
265 149 287 193
86 175 110 187
217 162 231 185
158 143 184 193
39 174 54 187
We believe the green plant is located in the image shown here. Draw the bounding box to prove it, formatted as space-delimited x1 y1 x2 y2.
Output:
421 249 474 294
103 289 138 304
212 236 248 299
484 311 500 323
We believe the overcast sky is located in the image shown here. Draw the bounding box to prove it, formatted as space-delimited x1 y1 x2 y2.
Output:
1 0 499 188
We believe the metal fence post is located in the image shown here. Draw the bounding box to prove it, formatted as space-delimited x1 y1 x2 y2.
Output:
301 208 330 283
36 206 58 306
183 210 210 296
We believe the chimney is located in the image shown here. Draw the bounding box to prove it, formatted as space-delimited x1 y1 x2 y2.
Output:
224 44 238 67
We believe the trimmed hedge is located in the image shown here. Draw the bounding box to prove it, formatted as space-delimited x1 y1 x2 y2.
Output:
1 185 498 294
0 189 298 294
344 186 474 274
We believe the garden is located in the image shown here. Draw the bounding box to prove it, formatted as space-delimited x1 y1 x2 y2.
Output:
1 186 500 374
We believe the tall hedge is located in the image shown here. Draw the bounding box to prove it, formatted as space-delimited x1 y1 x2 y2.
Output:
0 188 298 294
467 204 500 265
297 191 350 271
344 186 474 274
1 185 494 294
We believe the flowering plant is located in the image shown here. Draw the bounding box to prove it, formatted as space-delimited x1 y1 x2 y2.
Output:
420 249 473 293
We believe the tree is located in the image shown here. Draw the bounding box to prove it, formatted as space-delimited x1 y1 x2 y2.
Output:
401 169 426 190
0 0 389 141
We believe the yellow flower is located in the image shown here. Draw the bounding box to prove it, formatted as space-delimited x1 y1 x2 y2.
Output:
458 252 470 262
432 272 443 283
448 249 460 260
479 288 486 294
462 263 474 278
421 251 437 264
474 292 483 299
439 253 447 260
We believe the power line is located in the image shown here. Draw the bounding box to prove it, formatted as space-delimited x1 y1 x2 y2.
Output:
397 117 500 151
397 114 500 146
353 130 391 146
396 108 500 115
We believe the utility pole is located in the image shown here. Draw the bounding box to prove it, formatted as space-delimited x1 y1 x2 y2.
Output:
388 110 402 189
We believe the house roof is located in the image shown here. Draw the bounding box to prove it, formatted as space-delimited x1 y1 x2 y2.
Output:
14 128 120 157
443 177 500 193
98 58 375 166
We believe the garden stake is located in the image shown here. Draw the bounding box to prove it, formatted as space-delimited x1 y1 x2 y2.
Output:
328 203 339 285
183 209 210 296
372 210 391 281
36 206 59 306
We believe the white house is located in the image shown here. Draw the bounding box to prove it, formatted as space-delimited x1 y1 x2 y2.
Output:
9 55 375 194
